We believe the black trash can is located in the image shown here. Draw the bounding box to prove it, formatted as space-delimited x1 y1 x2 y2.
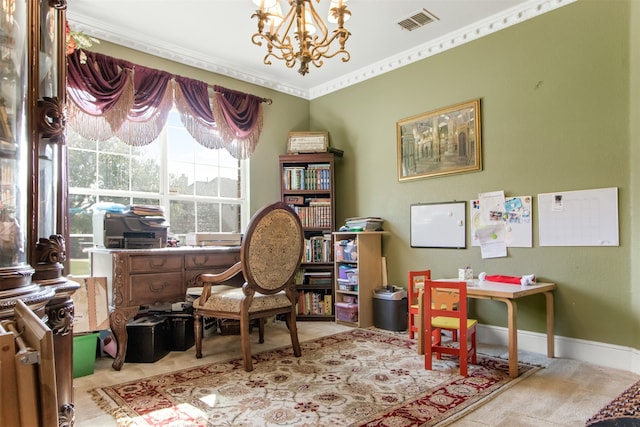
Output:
373 287 408 332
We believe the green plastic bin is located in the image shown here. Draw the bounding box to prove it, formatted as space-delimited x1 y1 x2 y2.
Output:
73 332 99 378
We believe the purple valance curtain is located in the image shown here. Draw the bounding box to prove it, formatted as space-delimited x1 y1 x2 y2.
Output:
66 49 267 158
115 64 173 146
213 85 263 160
174 75 222 151
67 50 134 142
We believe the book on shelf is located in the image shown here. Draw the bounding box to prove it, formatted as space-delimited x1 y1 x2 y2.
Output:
282 166 306 190
303 234 333 263
307 197 331 206
324 294 333 315
304 270 332 286
282 164 331 191
297 290 332 316
308 277 332 286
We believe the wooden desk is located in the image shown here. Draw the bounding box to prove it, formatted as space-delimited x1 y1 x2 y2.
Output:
422 279 556 378
90 246 241 370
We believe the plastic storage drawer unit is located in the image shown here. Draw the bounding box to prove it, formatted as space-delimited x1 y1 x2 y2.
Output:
336 302 358 322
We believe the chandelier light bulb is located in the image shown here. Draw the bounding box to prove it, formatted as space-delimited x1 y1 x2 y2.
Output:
266 1 284 27
327 0 350 24
302 9 317 35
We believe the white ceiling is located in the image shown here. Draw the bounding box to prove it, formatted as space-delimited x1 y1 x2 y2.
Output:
66 0 575 100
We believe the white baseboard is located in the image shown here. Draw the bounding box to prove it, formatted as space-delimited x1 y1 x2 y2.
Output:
477 324 640 374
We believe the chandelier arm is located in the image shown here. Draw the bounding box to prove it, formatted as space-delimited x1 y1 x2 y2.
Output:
305 0 329 43
252 33 267 47
311 49 350 67
264 46 295 64
309 29 350 60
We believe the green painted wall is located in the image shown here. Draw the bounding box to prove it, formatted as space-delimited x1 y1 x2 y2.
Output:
630 0 640 348
310 0 637 347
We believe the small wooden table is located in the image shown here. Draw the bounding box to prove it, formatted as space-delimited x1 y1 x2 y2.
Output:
421 279 556 378
465 280 556 378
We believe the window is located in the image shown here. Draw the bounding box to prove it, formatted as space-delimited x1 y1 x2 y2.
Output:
68 110 249 275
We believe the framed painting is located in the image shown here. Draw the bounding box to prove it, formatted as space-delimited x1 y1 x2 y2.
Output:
397 99 481 181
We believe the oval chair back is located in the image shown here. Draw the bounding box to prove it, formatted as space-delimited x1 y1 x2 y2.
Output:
193 201 304 371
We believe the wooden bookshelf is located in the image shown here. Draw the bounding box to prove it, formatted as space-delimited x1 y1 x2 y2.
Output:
280 153 337 321
333 231 384 328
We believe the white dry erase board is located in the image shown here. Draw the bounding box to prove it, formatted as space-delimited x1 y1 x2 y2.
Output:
537 187 619 246
411 201 466 248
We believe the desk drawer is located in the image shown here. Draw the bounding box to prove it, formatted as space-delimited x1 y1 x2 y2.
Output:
129 272 184 305
185 252 239 269
129 255 183 273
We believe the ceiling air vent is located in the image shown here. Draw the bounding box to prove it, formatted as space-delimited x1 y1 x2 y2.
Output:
397 8 439 32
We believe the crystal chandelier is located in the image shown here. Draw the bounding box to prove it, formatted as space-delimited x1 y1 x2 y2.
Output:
251 0 351 76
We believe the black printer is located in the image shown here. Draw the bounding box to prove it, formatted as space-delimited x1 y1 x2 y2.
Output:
94 206 169 249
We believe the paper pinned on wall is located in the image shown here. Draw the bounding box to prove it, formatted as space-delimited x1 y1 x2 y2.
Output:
476 225 507 258
478 190 505 226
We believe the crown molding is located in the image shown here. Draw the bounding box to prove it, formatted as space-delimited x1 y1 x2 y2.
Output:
65 15 311 99
67 0 576 101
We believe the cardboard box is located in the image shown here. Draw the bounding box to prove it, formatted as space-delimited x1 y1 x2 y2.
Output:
69 276 110 333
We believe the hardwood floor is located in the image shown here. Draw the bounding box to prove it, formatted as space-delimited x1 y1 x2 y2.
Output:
73 321 639 426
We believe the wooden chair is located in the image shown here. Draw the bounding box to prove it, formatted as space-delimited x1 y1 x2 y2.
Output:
419 280 477 376
407 269 431 340
192 201 304 371
409 270 457 356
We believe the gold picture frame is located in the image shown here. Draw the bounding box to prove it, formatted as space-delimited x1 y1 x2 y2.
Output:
397 99 481 181
287 131 329 154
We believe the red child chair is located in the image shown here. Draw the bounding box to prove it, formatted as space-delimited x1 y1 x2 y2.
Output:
419 279 477 376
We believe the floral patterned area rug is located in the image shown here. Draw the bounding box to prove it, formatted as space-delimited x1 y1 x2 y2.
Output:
585 380 640 426
91 328 539 427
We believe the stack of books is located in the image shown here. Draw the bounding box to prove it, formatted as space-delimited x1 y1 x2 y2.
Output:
128 205 165 216
345 217 384 231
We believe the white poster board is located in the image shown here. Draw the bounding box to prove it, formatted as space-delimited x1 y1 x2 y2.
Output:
410 201 466 248
537 187 618 246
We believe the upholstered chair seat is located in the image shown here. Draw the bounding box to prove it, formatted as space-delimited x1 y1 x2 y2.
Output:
194 288 292 314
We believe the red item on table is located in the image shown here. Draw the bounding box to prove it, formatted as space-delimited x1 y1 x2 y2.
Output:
485 275 522 284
